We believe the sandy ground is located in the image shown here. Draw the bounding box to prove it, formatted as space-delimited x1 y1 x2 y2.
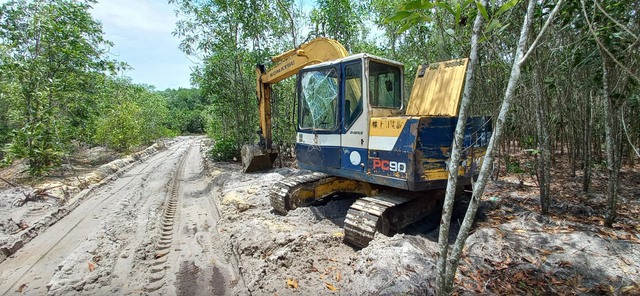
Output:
0 136 638 295
0 137 243 295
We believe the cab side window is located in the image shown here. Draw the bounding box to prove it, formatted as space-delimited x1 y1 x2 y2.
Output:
369 61 402 109
344 62 362 129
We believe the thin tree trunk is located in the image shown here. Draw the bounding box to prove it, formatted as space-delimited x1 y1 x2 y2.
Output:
533 63 551 214
583 91 592 192
435 1 486 293
438 0 564 294
580 0 622 227
600 55 620 227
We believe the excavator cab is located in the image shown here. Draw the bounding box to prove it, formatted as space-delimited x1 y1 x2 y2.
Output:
295 54 404 174
294 54 491 192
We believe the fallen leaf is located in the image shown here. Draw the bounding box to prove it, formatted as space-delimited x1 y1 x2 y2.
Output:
335 271 341 282
575 286 589 292
88 261 95 272
540 255 547 263
332 231 344 238
540 249 553 255
621 285 638 293
558 261 572 267
513 270 525 281
154 252 167 259
523 256 537 264
16 283 27 293
286 278 298 289
325 282 338 292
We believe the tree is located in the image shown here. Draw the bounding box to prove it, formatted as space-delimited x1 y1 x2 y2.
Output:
579 0 640 226
92 78 175 152
0 0 119 175
162 88 207 134
310 0 365 50
171 0 302 159
438 1 564 294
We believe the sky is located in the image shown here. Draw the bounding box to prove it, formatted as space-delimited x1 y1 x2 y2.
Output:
90 0 193 90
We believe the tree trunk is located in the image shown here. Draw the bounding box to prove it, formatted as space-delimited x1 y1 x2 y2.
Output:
533 63 551 214
435 1 486 293
600 54 621 227
582 91 592 192
437 0 564 294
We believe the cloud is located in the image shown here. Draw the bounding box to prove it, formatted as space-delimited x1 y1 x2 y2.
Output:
91 0 192 89
92 0 176 34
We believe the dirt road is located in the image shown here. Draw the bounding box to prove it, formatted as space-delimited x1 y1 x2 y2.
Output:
0 137 242 295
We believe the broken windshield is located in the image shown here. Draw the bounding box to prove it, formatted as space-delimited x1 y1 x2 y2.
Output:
299 67 339 130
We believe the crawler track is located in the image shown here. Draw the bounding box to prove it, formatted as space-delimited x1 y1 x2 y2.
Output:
269 172 329 214
343 195 409 248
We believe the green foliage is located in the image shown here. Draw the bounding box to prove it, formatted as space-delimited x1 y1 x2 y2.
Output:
162 88 207 134
92 78 177 152
0 0 121 176
208 136 240 162
172 0 292 151
385 0 520 36
310 0 366 49
94 99 142 152
504 155 524 174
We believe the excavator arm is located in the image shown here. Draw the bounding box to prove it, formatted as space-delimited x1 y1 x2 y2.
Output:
242 37 348 172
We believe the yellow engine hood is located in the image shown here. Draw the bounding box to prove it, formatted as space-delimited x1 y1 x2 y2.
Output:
406 58 469 116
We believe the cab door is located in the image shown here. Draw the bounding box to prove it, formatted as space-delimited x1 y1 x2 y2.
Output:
340 60 369 172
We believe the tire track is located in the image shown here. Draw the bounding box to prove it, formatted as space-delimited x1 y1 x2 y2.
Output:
0 140 190 296
144 140 189 293
167 141 247 295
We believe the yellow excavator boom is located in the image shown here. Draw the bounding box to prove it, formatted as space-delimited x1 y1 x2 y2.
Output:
243 37 349 172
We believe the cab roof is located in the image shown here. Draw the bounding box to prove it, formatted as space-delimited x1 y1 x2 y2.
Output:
301 53 404 70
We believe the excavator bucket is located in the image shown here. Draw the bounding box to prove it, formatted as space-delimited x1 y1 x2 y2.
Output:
241 145 278 172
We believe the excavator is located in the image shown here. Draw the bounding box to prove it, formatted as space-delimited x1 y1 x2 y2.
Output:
242 37 491 247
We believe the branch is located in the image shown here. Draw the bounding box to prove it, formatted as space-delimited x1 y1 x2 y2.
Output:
519 0 565 65
621 105 640 158
594 0 639 41
0 176 18 187
580 0 640 83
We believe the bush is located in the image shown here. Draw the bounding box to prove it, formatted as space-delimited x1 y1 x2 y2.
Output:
209 136 240 161
94 100 142 152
